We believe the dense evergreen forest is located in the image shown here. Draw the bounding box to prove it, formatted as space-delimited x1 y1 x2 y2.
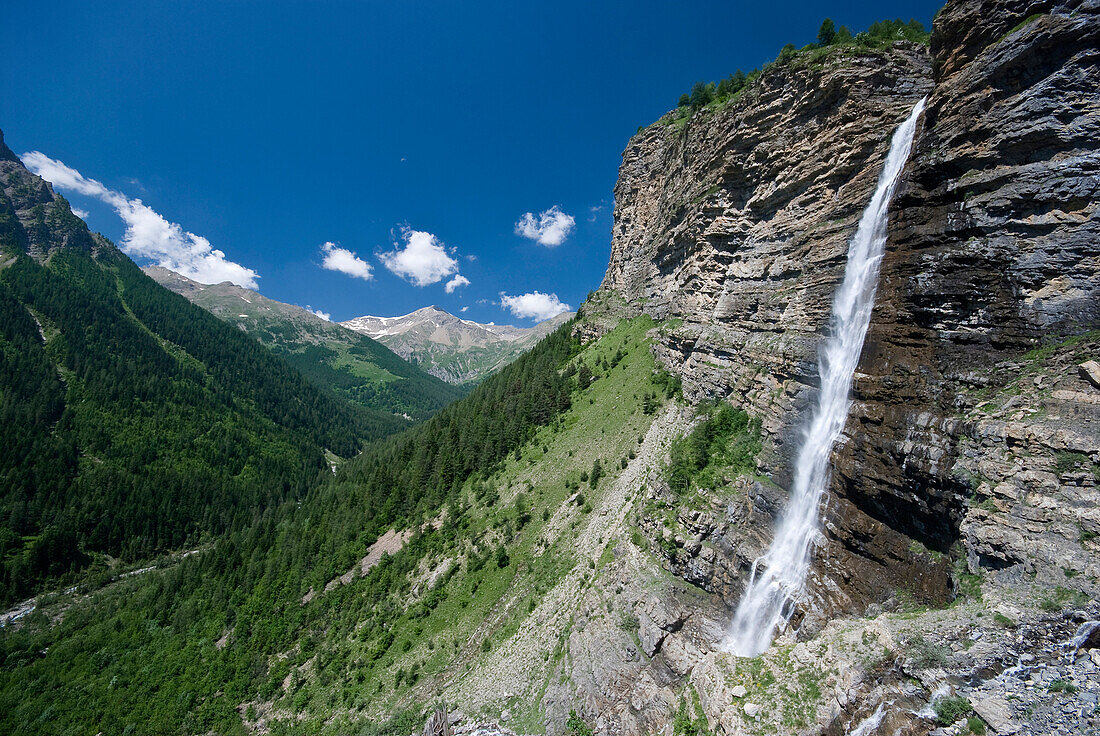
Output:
0 311 584 734
0 142 411 604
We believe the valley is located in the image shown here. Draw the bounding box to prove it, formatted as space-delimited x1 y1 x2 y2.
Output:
145 267 466 420
0 0 1098 734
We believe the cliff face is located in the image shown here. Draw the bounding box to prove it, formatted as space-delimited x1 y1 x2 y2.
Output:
836 0 1099 605
598 0 1099 625
600 41 944 617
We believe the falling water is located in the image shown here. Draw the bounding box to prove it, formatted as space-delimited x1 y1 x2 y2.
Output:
725 98 926 657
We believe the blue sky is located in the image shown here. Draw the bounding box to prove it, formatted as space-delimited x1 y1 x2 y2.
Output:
1 0 942 324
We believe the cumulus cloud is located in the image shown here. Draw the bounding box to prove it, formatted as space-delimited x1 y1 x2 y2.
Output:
320 241 374 281
461 306 469 313
71 207 90 220
20 151 260 288
514 205 575 247
444 274 470 293
306 306 331 321
499 291 571 322
378 228 458 286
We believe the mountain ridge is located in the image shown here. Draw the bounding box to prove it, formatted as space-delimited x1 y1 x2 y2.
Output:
342 305 574 384
143 266 465 421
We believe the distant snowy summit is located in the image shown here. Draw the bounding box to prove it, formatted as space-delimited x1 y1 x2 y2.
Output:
342 306 573 384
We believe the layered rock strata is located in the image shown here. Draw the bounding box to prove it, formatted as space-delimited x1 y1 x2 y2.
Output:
836 0 1100 603
600 0 1099 622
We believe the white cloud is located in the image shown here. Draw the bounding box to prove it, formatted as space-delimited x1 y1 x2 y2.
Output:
71 207 90 220
304 305 331 321
460 306 469 313
514 205 575 247
320 241 374 281
20 151 260 288
378 228 457 286
499 291 571 322
444 274 470 293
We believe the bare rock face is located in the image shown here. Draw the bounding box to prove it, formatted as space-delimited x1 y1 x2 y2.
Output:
835 0 1100 605
0 130 99 261
599 42 943 615
598 0 1099 626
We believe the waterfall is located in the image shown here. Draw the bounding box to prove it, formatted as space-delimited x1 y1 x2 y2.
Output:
725 98 926 657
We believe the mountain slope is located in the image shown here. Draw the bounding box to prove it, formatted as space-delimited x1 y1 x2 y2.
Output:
0 131 405 603
0 310 590 736
342 306 573 384
4 2 1099 736
144 266 465 420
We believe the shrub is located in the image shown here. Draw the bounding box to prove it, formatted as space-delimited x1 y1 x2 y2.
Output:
567 709 593 736
618 609 639 631
590 459 603 488
1055 451 1091 475
933 695 972 725
667 403 760 492
905 634 949 668
667 18 930 113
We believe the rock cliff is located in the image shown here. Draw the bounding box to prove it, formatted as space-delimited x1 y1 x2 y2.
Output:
841 0 1100 605
596 0 1099 627
549 1 1100 733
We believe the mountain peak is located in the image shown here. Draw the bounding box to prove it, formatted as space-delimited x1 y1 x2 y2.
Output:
0 128 19 163
341 306 573 384
0 138 97 260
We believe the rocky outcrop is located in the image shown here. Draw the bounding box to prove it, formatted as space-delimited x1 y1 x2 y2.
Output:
599 0 1099 628
598 38 948 616
0 130 99 261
